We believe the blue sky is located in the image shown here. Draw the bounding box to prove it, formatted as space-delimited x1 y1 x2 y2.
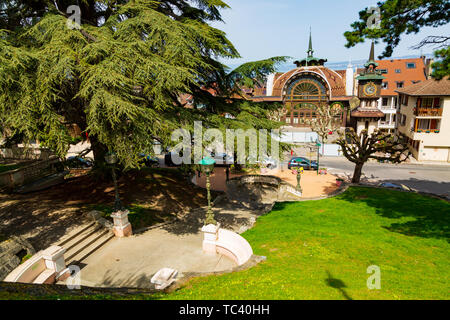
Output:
211 0 450 67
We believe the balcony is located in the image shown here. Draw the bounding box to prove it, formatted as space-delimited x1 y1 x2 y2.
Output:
414 107 442 117
379 121 395 127
412 129 440 134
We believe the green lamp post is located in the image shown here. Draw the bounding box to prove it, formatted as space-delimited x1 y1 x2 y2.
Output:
292 165 304 193
105 151 123 212
199 156 216 225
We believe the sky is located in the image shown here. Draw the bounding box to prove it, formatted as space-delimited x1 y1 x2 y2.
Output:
211 0 450 67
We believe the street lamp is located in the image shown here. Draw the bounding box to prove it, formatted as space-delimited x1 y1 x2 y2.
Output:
292 164 304 193
105 151 123 212
199 156 216 225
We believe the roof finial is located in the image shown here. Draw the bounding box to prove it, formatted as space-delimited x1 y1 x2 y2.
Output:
307 27 314 58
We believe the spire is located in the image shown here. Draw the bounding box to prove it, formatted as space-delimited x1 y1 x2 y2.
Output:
307 27 314 58
363 40 379 71
293 27 327 67
369 41 375 62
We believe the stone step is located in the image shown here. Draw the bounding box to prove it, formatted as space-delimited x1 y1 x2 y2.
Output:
57 222 97 248
64 229 114 266
58 224 104 255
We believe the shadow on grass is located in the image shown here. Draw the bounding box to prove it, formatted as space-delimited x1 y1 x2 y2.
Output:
272 185 449 242
337 186 450 242
325 271 352 300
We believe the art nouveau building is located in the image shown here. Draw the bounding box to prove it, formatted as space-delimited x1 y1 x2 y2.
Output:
251 32 355 129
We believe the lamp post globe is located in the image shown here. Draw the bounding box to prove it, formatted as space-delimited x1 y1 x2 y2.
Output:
199 156 216 225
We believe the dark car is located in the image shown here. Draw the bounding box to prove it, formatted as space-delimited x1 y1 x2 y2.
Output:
139 154 159 167
65 156 93 169
287 157 318 170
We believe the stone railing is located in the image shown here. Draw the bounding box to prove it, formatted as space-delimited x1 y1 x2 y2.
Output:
226 175 303 206
0 157 62 189
0 147 54 161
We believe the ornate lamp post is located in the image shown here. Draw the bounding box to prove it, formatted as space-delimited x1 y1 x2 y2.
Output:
292 164 304 193
105 151 123 212
199 156 216 225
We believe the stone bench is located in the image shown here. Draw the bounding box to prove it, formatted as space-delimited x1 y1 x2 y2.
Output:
4 245 69 284
202 224 253 266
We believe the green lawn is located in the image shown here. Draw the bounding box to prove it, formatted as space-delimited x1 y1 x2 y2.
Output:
160 187 449 300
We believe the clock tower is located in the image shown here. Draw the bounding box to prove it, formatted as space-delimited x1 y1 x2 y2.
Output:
351 42 385 135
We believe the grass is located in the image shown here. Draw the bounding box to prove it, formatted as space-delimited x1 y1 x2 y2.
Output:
159 187 449 300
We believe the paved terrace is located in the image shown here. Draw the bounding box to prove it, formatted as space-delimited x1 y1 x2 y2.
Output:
68 200 270 288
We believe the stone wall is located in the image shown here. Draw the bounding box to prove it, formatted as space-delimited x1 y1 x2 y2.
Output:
226 175 303 207
0 157 63 189
0 147 54 161
0 236 35 281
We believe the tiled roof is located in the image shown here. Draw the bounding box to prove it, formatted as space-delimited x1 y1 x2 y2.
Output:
376 58 427 96
271 66 347 98
351 110 385 117
396 77 450 96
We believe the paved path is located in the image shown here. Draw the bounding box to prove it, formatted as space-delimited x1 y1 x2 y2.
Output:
76 199 268 288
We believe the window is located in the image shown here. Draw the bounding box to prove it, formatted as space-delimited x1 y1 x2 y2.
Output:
382 98 389 106
406 62 416 69
381 82 388 89
286 117 291 124
380 69 388 74
396 81 404 88
395 69 401 73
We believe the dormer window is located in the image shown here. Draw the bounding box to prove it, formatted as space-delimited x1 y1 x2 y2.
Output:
406 62 416 69
395 69 401 74
381 82 388 89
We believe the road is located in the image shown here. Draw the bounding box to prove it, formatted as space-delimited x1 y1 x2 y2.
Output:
317 157 450 197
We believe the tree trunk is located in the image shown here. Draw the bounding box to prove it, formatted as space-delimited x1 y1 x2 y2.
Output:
89 135 108 168
352 162 364 183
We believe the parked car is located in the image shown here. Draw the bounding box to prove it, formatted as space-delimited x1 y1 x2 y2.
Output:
249 156 277 168
65 156 93 169
379 182 413 191
211 152 234 166
138 154 159 167
287 157 318 170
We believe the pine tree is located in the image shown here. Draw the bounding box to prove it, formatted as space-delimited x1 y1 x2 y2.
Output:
0 1 288 168
344 0 450 79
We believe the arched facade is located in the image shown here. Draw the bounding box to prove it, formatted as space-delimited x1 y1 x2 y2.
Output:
281 73 345 127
